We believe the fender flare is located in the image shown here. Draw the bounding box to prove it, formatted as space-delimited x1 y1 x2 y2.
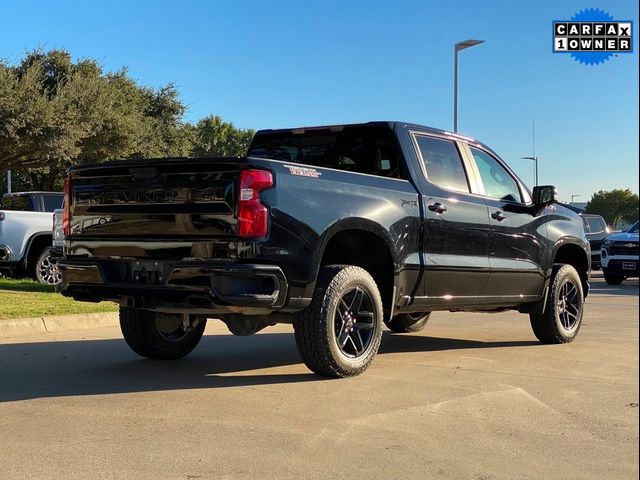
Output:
549 235 591 291
550 236 590 268
305 217 400 296
22 233 53 267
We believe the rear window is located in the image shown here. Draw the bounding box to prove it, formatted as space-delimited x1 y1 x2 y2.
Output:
584 216 606 233
248 126 405 179
0 195 33 211
42 195 63 212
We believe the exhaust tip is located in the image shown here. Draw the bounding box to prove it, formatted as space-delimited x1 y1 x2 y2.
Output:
0 245 11 262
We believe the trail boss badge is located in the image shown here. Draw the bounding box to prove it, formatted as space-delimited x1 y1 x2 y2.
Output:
284 164 322 178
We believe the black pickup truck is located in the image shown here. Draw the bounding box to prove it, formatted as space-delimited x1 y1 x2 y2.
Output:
59 122 590 377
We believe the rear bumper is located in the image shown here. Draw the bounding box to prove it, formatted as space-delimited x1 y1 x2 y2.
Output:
0 244 21 275
58 259 304 314
0 261 21 276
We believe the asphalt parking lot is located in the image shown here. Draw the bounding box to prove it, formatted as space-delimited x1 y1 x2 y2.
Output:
0 273 637 480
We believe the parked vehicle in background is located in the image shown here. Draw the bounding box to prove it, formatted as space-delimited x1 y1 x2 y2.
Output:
58 121 590 377
0 191 64 285
601 220 639 285
580 214 609 269
52 208 64 258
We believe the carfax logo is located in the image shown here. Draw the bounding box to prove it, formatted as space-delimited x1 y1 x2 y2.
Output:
553 8 633 65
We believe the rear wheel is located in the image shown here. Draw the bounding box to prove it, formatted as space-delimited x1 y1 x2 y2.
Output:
603 273 625 285
293 265 383 378
530 264 584 344
119 307 207 359
385 312 431 333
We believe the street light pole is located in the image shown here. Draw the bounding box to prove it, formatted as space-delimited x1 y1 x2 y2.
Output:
571 194 581 203
6 170 11 193
521 156 539 186
454 39 484 133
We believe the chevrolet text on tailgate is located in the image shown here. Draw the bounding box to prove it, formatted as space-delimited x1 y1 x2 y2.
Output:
59 122 590 377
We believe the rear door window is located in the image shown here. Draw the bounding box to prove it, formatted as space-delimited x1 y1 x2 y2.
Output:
414 135 470 193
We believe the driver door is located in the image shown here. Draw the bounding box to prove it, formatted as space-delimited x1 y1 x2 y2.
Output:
464 145 546 298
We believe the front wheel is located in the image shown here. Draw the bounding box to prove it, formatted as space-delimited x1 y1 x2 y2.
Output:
294 265 383 378
119 307 207 359
35 247 62 286
530 264 584 344
385 312 431 333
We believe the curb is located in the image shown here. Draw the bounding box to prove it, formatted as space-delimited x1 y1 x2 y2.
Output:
0 311 119 336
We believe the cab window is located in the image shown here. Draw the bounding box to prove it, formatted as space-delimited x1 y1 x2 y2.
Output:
0 194 31 211
470 147 522 202
415 135 470 193
43 195 63 212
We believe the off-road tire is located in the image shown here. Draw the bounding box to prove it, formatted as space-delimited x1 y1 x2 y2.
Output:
385 312 431 333
530 264 584 344
119 307 207 359
293 265 383 378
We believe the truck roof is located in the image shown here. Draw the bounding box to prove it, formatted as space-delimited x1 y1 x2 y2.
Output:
255 120 465 137
254 120 487 149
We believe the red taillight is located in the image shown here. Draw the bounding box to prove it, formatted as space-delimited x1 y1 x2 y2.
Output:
63 177 71 237
237 169 273 238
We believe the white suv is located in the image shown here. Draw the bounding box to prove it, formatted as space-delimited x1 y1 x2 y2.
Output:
601 221 639 285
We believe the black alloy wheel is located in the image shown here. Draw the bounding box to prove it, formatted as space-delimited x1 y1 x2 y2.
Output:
334 286 376 358
556 278 581 332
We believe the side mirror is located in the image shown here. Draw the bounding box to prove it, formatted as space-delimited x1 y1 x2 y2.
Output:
532 185 558 206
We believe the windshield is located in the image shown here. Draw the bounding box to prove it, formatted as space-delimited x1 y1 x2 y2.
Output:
628 221 639 234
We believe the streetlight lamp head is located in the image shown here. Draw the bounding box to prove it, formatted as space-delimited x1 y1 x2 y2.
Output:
453 39 485 132
455 39 485 52
521 156 538 161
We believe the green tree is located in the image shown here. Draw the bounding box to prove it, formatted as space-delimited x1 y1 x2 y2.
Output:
0 49 190 190
1 49 256 193
190 115 254 157
585 189 639 228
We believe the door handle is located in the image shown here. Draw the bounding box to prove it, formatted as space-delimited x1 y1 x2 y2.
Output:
428 202 447 214
491 210 507 222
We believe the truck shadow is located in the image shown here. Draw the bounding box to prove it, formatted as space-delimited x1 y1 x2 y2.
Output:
0 332 537 403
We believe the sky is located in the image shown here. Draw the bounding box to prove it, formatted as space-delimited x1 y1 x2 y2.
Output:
1 0 638 201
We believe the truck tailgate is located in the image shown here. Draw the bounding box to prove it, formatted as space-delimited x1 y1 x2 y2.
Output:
69 158 240 239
